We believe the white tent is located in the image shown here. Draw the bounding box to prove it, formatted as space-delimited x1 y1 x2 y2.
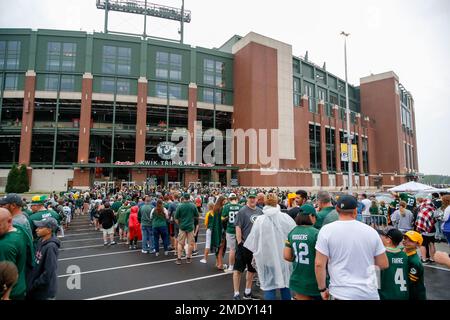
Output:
387 181 441 193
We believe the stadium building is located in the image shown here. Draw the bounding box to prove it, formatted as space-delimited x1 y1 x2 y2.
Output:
0 27 419 191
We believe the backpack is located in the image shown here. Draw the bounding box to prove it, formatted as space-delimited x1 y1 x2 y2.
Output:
434 208 444 222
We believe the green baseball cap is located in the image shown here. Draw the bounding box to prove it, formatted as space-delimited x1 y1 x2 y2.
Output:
183 193 190 199
247 189 257 198
31 195 47 205
298 204 317 217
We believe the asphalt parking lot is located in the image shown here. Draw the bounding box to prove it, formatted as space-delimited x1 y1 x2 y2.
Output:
57 215 450 300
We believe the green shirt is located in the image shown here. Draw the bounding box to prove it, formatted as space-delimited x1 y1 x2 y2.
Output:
111 201 123 213
314 207 334 230
0 228 28 299
174 201 199 232
117 205 131 225
390 200 400 212
380 205 388 216
406 251 427 300
29 210 61 237
322 209 339 227
370 206 379 215
400 193 416 211
152 209 168 229
285 225 320 297
379 247 409 300
221 203 242 235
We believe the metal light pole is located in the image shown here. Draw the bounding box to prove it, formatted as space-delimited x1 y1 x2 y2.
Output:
341 31 353 194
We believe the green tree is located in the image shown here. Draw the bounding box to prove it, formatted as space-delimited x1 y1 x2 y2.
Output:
17 164 30 193
5 164 20 193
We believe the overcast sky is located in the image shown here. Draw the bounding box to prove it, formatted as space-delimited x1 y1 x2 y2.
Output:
1 0 449 175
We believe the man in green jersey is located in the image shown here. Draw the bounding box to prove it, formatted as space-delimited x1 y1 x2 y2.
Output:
403 231 427 300
174 193 199 265
377 228 409 300
221 193 242 272
400 193 416 212
0 208 33 300
284 204 321 300
29 195 62 239
314 191 335 230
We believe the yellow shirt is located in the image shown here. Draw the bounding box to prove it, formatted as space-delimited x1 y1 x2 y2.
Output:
204 210 214 227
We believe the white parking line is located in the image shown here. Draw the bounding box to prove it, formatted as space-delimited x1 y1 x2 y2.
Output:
86 273 230 300
58 249 223 277
60 242 141 251
61 233 206 243
61 237 104 243
59 242 206 261
63 232 102 237
424 264 450 272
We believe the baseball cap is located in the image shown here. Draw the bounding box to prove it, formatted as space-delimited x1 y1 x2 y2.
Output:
31 195 47 205
336 195 358 210
228 193 237 199
298 204 317 217
0 193 24 206
247 190 257 198
183 193 190 199
404 231 423 246
377 227 404 245
33 217 58 232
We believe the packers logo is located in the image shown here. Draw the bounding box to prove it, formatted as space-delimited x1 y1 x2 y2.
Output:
250 214 259 223
410 268 417 275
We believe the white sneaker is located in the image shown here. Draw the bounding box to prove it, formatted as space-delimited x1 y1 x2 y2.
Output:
155 252 160 257
141 250 148 254
199 259 207 264
226 265 234 272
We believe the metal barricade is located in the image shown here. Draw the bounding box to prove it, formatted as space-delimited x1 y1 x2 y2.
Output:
363 215 388 227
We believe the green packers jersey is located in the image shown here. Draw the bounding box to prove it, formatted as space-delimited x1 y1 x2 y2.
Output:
406 252 427 300
400 193 416 211
379 247 409 300
221 203 242 235
285 225 320 297
380 205 388 216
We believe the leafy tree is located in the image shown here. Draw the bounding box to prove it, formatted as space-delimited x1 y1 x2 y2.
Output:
17 164 30 193
5 164 19 193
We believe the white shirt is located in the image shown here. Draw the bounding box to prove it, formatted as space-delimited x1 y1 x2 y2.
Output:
315 220 386 300
361 199 372 216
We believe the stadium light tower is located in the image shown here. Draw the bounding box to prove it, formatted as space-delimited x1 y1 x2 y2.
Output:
96 0 191 43
340 31 353 194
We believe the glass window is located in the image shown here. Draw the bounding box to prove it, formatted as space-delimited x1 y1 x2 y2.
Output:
318 87 326 102
326 128 336 172
0 41 5 69
60 75 75 91
203 88 222 104
4 74 18 90
117 47 131 75
169 53 182 80
47 42 76 72
203 59 224 87
102 45 131 75
156 52 181 80
117 79 130 95
293 78 301 107
293 59 300 74
61 43 76 72
309 124 321 170
45 75 59 91
101 78 115 94
169 84 182 99
156 51 169 79
6 41 20 70
304 81 315 113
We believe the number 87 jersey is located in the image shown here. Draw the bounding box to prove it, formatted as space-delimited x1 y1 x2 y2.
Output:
378 247 409 300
